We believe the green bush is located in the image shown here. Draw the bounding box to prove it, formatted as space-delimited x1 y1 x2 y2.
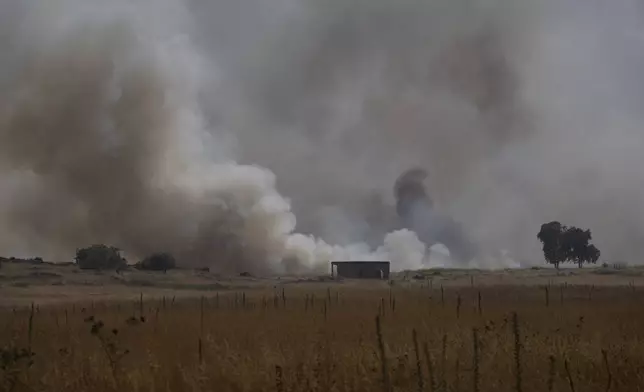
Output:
136 253 176 272
75 245 126 270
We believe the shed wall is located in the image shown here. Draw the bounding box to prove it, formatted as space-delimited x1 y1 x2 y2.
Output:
332 262 390 279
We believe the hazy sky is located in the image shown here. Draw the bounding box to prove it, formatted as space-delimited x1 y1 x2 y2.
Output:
0 0 643 270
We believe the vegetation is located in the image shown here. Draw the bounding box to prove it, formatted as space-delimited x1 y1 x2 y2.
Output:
75 244 127 270
537 222 601 268
1 284 643 391
537 222 565 268
135 253 177 272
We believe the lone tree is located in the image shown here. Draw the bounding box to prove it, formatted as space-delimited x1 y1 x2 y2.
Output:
537 221 565 269
537 222 600 268
136 252 177 272
75 244 127 270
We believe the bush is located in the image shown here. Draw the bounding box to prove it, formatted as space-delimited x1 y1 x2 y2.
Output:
75 245 126 270
136 253 176 272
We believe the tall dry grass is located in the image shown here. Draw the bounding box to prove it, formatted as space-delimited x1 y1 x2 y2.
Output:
1 284 644 391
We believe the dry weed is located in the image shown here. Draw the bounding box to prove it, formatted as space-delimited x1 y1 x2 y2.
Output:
1 285 643 391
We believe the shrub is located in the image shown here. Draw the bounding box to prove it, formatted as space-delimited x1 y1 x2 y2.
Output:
136 253 176 272
75 245 126 270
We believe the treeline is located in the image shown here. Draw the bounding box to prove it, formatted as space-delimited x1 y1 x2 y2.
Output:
74 244 176 272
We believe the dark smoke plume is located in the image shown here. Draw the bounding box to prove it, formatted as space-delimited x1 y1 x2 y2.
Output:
394 168 476 264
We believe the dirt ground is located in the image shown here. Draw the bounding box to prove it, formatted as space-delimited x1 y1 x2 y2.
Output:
1 259 643 307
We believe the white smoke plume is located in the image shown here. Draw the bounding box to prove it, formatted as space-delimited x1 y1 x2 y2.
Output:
0 0 642 272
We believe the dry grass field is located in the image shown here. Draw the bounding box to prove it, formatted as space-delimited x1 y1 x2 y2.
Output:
2 261 644 391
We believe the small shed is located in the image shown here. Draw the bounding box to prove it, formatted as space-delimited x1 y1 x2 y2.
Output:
331 261 390 279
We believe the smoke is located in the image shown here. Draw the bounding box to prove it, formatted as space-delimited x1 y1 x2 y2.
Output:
0 0 295 273
393 168 477 265
0 0 643 272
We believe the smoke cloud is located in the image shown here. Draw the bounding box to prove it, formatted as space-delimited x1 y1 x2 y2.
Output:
0 0 642 272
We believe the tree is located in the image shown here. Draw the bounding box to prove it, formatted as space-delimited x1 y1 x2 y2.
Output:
75 244 127 270
537 221 566 269
559 227 592 268
537 222 601 268
136 253 176 272
583 244 601 266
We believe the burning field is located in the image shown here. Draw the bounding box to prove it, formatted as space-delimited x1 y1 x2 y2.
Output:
2 0 644 389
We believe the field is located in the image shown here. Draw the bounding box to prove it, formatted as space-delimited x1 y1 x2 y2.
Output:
2 261 644 391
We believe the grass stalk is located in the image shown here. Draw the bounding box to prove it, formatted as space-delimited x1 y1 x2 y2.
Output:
375 315 391 392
